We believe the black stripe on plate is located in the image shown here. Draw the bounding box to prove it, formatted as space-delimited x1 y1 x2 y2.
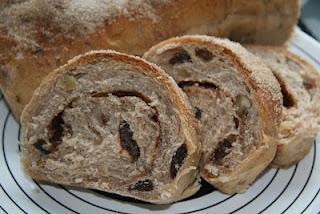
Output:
291 40 320 213
0 184 25 214
181 166 279 213
1 111 77 214
0 204 8 214
281 142 316 213
178 194 237 214
60 186 121 214
2 112 48 213
301 143 320 213
230 169 280 213
17 126 21 152
0 112 26 214
32 180 79 214
258 164 298 214
302 187 320 214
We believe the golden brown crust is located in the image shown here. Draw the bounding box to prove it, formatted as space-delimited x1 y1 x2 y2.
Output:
144 35 281 194
21 50 201 204
0 0 299 121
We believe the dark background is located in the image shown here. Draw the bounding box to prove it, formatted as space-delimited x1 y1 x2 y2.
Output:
299 0 320 41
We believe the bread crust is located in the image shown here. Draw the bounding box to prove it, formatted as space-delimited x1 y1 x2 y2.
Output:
144 36 282 194
0 0 299 121
21 50 201 204
247 45 320 168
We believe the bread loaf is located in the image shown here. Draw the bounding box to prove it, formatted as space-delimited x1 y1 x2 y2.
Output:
247 45 320 168
0 0 299 120
144 36 282 194
20 50 201 204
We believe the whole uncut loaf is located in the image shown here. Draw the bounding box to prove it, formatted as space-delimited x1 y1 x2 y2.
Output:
247 45 320 168
144 36 282 194
20 50 201 204
0 0 299 120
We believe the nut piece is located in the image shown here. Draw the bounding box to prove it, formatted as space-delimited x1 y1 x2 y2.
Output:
98 165 110 176
176 68 191 78
235 95 251 116
56 74 77 92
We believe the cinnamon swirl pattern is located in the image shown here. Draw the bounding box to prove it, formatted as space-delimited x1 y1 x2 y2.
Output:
20 50 200 204
144 36 282 194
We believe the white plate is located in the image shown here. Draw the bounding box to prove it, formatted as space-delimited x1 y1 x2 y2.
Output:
0 28 320 214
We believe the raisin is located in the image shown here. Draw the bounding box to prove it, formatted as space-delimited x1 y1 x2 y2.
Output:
31 45 43 54
195 48 213 61
15 95 21 103
169 49 192 65
49 112 65 143
274 74 295 108
170 143 188 178
178 81 217 89
112 91 151 103
92 91 152 104
91 92 108 98
233 117 239 129
213 136 235 161
43 112 69 153
33 139 51 155
151 114 158 123
129 179 154 191
195 107 202 120
119 121 140 161
303 80 315 91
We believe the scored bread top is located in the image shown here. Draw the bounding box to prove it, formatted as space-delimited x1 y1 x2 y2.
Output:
0 0 299 52
0 0 170 49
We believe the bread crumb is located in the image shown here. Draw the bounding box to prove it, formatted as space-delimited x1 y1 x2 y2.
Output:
75 177 83 183
31 185 40 194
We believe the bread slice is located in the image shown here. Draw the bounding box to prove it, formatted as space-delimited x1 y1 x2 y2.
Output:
0 0 299 121
144 36 282 194
20 50 201 204
247 45 320 168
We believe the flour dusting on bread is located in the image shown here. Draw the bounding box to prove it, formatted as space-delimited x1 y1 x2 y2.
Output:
0 0 170 48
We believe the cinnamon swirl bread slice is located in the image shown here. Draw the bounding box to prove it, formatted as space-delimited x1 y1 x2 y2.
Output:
247 46 320 168
144 36 282 194
20 50 201 204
